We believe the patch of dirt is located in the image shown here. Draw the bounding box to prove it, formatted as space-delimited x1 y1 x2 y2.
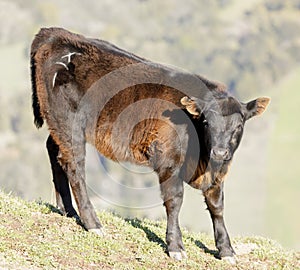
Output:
233 243 258 255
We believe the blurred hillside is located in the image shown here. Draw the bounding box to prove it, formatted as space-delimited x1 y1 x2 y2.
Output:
0 0 299 249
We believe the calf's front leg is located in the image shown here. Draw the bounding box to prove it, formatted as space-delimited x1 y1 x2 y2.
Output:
203 183 236 264
160 175 187 261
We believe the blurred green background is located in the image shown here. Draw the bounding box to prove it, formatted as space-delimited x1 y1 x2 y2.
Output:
0 0 299 250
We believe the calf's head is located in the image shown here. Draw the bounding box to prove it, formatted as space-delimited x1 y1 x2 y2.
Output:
181 95 270 164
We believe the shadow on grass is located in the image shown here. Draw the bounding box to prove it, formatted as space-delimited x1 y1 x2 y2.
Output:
39 202 85 229
125 218 167 253
187 236 219 259
40 204 219 259
42 202 64 215
124 218 219 259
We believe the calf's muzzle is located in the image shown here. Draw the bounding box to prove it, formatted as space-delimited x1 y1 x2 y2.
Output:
210 147 231 161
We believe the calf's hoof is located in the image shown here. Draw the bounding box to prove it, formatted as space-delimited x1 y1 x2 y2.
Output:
222 256 237 265
169 249 188 261
89 228 106 237
72 214 81 224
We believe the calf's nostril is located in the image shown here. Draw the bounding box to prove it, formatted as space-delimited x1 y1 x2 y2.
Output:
211 148 230 160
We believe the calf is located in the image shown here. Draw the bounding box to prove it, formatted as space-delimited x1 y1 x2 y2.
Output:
31 28 270 263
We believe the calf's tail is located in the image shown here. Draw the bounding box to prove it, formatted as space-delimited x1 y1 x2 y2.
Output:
31 53 44 128
30 27 60 129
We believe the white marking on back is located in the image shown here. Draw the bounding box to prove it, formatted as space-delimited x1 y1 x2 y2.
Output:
61 52 81 63
52 52 81 88
52 72 58 88
55 62 69 70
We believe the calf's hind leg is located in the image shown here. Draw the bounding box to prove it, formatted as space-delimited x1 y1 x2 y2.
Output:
46 135 78 219
60 134 104 235
47 134 103 235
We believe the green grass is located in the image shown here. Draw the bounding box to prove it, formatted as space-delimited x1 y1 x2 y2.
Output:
0 190 299 270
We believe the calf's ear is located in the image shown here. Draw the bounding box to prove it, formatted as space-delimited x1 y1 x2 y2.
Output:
244 97 271 120
180 96 200 116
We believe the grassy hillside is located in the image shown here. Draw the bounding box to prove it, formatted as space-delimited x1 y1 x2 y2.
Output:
0 191 299 270
1 0 300 250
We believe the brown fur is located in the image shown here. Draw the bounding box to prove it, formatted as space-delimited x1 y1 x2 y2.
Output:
31 27 226 183
31 27 270 261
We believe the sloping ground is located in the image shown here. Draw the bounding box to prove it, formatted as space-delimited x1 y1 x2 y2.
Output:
0 190 299 270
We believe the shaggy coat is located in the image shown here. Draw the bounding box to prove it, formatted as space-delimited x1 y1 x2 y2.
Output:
31 27 270 262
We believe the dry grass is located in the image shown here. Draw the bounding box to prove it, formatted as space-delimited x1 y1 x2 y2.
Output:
0 190 299 270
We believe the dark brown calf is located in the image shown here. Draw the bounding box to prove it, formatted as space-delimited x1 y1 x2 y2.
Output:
31 27 270 263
